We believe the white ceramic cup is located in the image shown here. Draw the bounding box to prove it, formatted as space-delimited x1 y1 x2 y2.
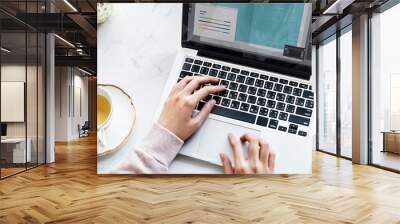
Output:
97 87 113 147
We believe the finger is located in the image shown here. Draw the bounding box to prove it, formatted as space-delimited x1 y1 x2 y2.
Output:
228 133 245 167
190 85 225 103
259 138 270 165
268 150 276 172
183 76 219 94
240 134 260 166
192 99 216 126
220 153 233 174
174 76 195 93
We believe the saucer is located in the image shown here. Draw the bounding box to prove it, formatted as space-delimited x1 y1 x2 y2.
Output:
97 84 136 157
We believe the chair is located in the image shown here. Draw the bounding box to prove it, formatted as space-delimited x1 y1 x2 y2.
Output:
79 121 90 138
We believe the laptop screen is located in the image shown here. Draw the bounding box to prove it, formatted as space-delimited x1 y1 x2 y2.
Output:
183 3 312 76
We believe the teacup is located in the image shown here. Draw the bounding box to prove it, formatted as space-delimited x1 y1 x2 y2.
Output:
97 87 113 147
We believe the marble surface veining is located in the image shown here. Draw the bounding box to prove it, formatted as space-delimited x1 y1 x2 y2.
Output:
97 3 221 174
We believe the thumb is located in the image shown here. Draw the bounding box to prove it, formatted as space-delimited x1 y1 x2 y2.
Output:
220 153 233 174
193 99 215 125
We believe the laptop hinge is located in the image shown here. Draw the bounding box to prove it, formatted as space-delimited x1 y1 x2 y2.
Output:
196 49 311 81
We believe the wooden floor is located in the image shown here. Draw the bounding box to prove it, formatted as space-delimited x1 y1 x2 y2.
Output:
1 135 400 223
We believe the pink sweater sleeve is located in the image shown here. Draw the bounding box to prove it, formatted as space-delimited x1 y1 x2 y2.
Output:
113 123 184 174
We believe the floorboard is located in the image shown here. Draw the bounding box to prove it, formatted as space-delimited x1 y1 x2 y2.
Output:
1 135 400 223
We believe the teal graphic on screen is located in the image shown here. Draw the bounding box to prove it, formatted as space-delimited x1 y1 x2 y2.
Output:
215 3 305 50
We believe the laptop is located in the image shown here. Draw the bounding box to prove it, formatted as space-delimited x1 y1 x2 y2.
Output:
157 3 314 174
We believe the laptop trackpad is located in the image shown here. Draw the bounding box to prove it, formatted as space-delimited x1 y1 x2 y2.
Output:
196 118 260 166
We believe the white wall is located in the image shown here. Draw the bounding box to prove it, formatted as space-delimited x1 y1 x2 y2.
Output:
54 67 89 141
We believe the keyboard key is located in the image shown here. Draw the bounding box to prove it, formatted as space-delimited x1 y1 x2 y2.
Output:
289 115 310 126
269 110 278 118
259 107 269 116
249 105 259 114
213 96 221 104
228 91 238 100
227 73 236 81
266 91 276 99
264 81 274 89
255 79 264 87
250 72 259 78
298 131 307 137
204 95 212 102
267 100 276 109
220 80 229 87
295 98 305 106
231 68 240 73
218 71 227 79
256 98 266 106
293 88 302 96
245 77 255 85
256 116 269 127
286 104 295 113
211 105 256 124
221 98 231 107
185 58 194 63
200 67 209 75
287 124 296 133
276 102 286 111
247 86 257 95
283 86 293 94
274 83 283 92
238 93 247 102
276 93 285 101
203 62 212 67
219 89 228 97
212 64 221 69
194 60 202 65
286 95 295 104
279 79 288 84
270 76 279 82
260 74 268 80
302 90 314 99
288 128 297 134
238 84 247 93
299 83 308 89
240 103 250 112
231 100 240 109
183 63 191 71
257 89 266 97
268 119 278 129
241 70 249 76
180 71 192 78
229 82 238 91
247 95 257 104
236 75 246 83
209 69 218 77
295 107 312 117
191 65 200 73
278 112 288 121
289 81 298 87
222 66 230 71
288 124 298 134
305 100 314 108
278 126 287 132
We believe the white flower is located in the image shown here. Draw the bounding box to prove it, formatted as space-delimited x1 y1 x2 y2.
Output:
97 3 113 25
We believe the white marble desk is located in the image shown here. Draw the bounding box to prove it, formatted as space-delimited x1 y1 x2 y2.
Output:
97 3 221 174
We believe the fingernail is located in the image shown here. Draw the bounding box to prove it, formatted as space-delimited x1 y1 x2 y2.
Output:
228 133 233 138
209 99 216 105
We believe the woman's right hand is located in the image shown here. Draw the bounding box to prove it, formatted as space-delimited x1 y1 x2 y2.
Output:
220 133 276 174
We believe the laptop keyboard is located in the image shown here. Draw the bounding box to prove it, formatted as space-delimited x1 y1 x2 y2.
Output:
178 57 314 137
